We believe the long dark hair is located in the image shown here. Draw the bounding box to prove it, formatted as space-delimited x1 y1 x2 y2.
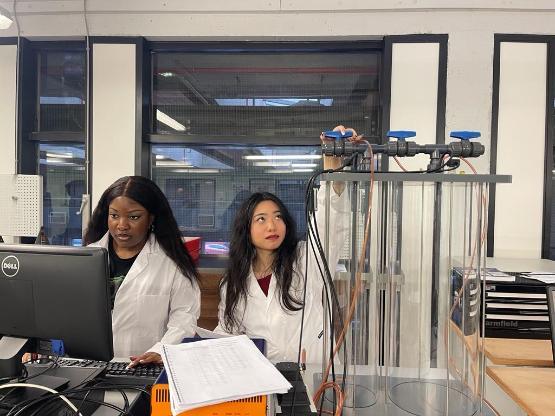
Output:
83 176 198 282
221 192 301 332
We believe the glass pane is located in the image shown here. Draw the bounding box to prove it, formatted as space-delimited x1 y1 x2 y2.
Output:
39 50 86 132
38 143 86 245
151 144 321 255
152 45 381 140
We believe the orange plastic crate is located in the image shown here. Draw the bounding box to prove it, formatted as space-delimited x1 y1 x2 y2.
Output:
151 383 267 416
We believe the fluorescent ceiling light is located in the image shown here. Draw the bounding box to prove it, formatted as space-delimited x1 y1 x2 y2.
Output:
244 155 322 161
156 160 192 167
291 163 317 168
46 152 73 159
265 168 315 174
171 168 220 174
46 159 76 166
253 161 291 167
253 162 318 168
265 169 293 174
156 109 185 131
0 6 13 30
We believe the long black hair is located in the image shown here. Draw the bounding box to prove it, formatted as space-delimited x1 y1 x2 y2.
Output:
83 176 198 282
221 192 302 332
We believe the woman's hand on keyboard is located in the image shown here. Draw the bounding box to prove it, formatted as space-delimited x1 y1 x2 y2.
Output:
128 351 162 368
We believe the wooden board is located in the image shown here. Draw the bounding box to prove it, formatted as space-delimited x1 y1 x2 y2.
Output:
487 366 555 416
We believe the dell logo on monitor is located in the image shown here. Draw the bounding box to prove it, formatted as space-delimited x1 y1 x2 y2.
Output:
1 255 19 277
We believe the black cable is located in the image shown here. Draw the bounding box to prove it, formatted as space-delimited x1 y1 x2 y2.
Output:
305 191 343 413
28 396 66 416
353 155 456 174
74 388 94 415
308 233 340 413
288 164 337 416
10 384 135 416
5 371 103 416
64 384 131 411
426 156 453 173
0 357 60 411
18 355 60 384
306 165 352 405
0 367 26 386
308 211 347 400
12 392 131 416
92 381 150 397
300 155 356 412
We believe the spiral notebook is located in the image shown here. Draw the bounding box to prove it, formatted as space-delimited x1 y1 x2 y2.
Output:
160 335 291 415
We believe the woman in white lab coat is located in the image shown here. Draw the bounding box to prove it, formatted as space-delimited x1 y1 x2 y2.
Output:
84 176 200 366
215 126 356 363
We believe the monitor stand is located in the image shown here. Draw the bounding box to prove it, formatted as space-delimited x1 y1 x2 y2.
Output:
0 336 27 379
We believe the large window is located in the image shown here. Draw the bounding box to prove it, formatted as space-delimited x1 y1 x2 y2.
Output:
149 42 382 255
151 42 381 140
38 144 85 245
38 50 86 132
28 45 87 245
151 144 321 254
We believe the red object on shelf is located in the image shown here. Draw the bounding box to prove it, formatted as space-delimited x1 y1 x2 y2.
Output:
183 237 201 264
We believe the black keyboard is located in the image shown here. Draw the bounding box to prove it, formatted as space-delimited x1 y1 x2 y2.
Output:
101 360 163 385
43 358 164 385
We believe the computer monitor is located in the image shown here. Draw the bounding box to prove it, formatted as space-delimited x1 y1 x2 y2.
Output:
0 244 113 378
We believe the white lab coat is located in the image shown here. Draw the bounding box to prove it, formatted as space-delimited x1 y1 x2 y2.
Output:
215 184 349 363
90 232 200 358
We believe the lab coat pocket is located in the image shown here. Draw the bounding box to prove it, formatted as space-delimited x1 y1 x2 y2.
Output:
137 294 170 338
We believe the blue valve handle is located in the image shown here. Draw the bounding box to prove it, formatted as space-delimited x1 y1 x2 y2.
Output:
450 131 481 140
323 130 353 140
387 130 416 140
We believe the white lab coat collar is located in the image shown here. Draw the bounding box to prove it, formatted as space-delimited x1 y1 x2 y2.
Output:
247 267 277 311
92 231 160 281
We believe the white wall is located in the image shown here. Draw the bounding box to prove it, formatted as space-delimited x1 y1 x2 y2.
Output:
0 44 16 176
389 42 440 366
91 43 136 209
390 42 440 169
0 44 18 243
494 42 547 258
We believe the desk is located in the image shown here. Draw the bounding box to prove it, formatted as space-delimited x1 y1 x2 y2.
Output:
487 366 555 416
484 338 553 367
485 257 555 272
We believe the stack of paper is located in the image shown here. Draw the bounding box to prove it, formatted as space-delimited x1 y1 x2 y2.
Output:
161 335 292 416
483 270 516 282
522 272 555 284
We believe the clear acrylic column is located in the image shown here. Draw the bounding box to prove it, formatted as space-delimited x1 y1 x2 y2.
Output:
318 172 511 416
